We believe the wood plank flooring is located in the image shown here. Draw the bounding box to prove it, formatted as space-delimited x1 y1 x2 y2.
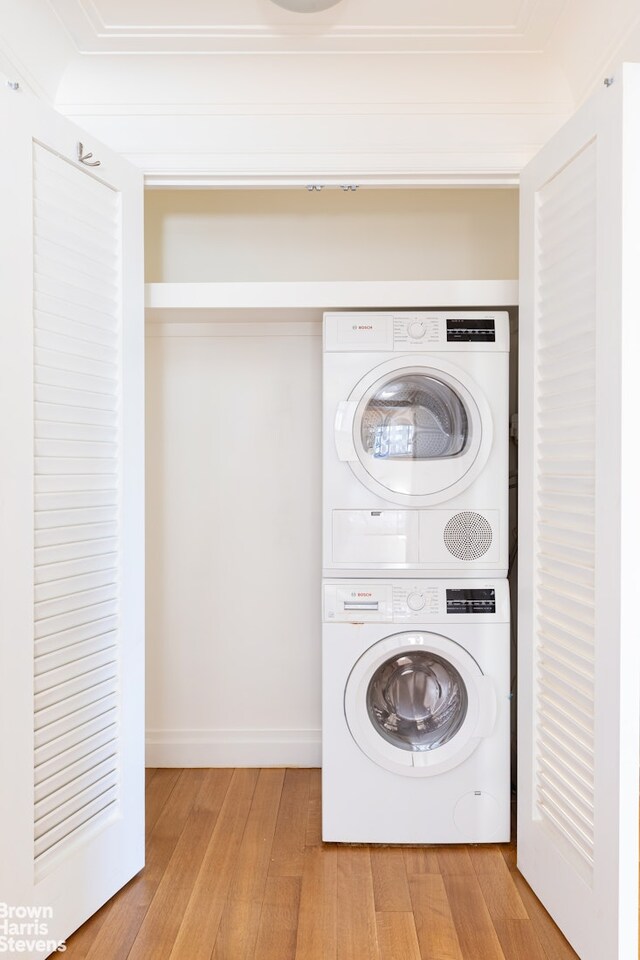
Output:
62 768 579 960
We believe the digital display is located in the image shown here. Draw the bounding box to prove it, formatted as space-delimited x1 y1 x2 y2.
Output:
446 588 496 614
446 318 496 342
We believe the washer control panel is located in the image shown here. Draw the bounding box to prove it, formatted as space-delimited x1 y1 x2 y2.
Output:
323 580 508 622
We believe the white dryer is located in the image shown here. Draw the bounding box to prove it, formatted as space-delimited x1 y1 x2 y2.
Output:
323 310 510 578
322 578 510 844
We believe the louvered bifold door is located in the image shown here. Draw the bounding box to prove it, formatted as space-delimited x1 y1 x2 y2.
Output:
518 65 640 960
33 141 124 872
0 84 144 956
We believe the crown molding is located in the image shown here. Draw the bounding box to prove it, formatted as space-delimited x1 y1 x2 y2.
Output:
57 96 569 183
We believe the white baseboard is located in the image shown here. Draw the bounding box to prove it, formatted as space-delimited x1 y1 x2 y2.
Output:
146 728 322 768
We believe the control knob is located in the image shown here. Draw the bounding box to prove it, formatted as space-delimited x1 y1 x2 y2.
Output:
407 320 426 340
406 591 426 612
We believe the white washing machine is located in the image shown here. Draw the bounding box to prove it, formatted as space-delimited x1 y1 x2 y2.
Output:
323 310 510 578
322 578 510 844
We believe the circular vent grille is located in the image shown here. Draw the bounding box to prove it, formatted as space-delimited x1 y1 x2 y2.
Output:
443 512 493 561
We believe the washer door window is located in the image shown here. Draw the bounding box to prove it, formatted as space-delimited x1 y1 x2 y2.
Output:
345 632 496 777
335 358 493 506
367 651 468 752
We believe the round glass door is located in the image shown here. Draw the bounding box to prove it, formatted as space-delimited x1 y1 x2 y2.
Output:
344 631 492 777
360 374 469 462
343 359 491 506
367 651 468 752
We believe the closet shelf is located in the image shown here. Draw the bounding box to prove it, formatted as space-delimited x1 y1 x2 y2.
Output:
145 280 518 323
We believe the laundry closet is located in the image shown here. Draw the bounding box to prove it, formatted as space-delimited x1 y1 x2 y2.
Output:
142 186 519 767
2 2 640 951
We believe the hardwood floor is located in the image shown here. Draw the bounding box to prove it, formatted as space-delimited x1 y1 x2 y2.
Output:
61 768 579 960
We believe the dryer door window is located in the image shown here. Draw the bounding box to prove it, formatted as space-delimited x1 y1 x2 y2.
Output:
361 375 469 461
343 360 492 507
367 651 468 752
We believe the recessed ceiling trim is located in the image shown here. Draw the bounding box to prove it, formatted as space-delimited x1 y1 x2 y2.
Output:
67 26 533 37
74 0 535 34
61 21 537 39
47 0 564 52
57 100 571 117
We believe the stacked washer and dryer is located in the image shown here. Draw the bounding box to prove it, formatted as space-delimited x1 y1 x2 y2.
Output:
321 310 511 843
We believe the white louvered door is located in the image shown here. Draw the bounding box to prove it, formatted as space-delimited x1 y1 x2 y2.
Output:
518 64 640 959
0 84 144 955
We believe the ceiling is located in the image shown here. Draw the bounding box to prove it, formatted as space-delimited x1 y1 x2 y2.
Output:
48 0 567 54
3 0 639 180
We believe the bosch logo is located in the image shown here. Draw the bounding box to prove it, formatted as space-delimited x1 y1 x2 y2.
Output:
351 591 372 597
352 325 373 331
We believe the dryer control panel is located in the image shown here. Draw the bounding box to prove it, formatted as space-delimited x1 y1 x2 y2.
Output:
324 311 510 353
323 579 509 623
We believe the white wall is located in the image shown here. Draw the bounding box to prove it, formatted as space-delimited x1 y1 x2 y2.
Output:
145 188 519 766
0 0 75 102
145 188 519 282
145 323 322 765
547 0 640 104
